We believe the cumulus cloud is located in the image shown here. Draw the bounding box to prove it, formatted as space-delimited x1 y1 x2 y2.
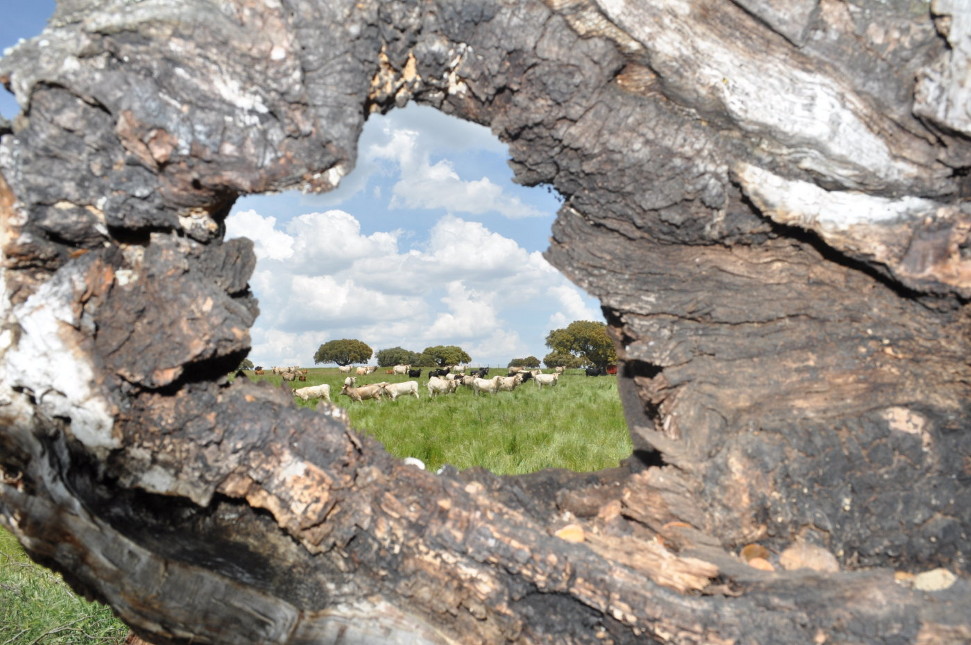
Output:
290 275 422 323
296 104 542 216
225 209 294 261
548 285 602 326
379 104 507 155
424 215 529 275
226 208 399 274
426 281 500 340
226 206 601 367
247 328 319 369
224 105 598 368
287 210 401 274
368 125 546 219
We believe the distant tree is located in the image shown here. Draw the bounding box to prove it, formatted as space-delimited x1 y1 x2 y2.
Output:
542 350 584 369
238 358 254 370
420 345 472 368
413 353 440 368
545 321 616 368
508 356 541 368
313 339 373 366
375 347 422 367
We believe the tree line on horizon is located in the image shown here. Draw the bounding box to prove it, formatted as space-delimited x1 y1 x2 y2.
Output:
308 320 617 369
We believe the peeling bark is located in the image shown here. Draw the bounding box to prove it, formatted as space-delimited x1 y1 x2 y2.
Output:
0 0 969 643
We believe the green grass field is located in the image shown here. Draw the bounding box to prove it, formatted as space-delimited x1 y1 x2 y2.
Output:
2 366 630 643
0 529 128 644
270 366 631 474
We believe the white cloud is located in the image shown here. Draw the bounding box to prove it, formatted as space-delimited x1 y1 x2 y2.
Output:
547 311 569 331
424 215 528 274
296 104 526 213
224 103 600 368
368 124 546 219
225 209 294 261
225 208 401 274
247 328 317 369
290 274 422 322
227 206 603 367
379 104 507 155
465 328 529 364
550 284 602 322
427 281 499 340
348 251 430 295
287 210 401 274
546 285 603 339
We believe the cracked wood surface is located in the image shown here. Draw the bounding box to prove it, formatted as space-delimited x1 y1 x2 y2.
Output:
0 0 969 643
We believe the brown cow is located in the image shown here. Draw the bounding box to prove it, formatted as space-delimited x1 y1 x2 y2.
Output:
339 383 386 402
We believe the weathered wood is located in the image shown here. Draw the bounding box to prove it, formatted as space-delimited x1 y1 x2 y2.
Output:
0 0 968 643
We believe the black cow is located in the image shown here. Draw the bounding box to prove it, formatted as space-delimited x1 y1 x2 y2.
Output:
408 368 422 377
475 367 490 377
428 368 451 378
585 366 605 376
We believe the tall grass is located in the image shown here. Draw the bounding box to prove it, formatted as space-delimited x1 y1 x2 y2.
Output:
0 528 128 644
3 366 631 642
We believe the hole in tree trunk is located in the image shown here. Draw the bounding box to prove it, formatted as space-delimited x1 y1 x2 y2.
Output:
223 104 633 475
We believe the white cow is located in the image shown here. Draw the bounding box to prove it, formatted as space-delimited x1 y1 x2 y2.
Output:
471 376 501 395
427 376 458 396
381 380 420 400
392 364 410 375
293 384 331 402
496 373 523 392
343 376 357 386
533 373 559 388
338 365 352 374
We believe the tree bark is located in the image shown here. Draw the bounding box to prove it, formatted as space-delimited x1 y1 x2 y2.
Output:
1 0 969 643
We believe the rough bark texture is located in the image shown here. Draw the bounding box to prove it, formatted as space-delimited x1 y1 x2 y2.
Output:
1 0 969 643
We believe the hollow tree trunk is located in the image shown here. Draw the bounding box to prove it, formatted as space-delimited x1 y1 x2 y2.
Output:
1 0 969 643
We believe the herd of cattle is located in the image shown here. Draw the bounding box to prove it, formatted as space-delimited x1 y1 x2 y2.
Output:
252 365 309 381
256 363 611 404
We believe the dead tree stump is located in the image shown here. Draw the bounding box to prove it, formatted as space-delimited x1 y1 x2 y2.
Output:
1 0 969 643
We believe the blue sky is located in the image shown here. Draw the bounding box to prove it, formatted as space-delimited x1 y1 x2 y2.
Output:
0 0 55 118
2 1 604 368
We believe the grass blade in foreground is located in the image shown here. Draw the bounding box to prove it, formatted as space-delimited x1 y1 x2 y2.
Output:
0 529 128 644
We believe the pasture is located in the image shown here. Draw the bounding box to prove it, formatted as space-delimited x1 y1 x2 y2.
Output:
247 367 632 475
0 529 128 644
